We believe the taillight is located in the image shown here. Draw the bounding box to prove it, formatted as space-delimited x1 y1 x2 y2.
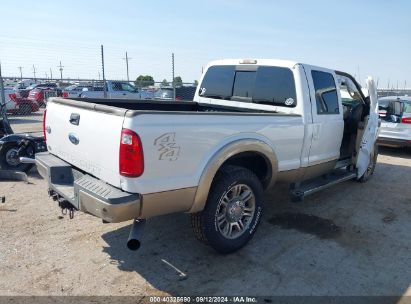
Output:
37 91 44 101
42 109 47 141
63 91 69 98
401 117 411 124
119 128 144 177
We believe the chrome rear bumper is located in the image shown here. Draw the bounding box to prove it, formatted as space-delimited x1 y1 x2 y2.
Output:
35 152 141 223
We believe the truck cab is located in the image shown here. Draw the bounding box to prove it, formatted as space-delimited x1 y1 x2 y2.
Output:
195 59 375 179
80 81 153 100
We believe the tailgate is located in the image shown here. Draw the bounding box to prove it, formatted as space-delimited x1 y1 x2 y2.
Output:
45 98 127 188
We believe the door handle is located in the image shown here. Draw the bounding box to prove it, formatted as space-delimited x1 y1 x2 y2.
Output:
69 113 80 125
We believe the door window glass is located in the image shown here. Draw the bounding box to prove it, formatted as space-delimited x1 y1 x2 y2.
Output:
311 70 339 114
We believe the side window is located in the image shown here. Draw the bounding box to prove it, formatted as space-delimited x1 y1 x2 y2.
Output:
403 102 411 114
312 70 339 114
121 83 137 92
111 82 122 91
337 75 363 106
199 65 235 99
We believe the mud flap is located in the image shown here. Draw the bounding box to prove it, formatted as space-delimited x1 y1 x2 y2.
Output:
356 77 379 178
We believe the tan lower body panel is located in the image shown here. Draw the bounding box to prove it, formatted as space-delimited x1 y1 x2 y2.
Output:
140 187 197 218
276 160 338 183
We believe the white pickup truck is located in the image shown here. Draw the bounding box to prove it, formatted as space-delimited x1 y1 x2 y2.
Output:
36 59 379 254
80 80 153 100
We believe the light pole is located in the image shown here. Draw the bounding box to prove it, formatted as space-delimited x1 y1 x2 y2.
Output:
172 53 175 100
32 65 37 81
18 66 23 79
122 51 131 82
58 61 64 80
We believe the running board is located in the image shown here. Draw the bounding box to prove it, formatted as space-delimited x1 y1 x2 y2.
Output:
290 169 357 201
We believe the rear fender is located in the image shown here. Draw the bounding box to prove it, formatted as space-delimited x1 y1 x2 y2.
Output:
188 139 278 213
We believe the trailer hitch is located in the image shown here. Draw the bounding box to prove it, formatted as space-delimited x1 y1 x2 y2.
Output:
57 198 76 219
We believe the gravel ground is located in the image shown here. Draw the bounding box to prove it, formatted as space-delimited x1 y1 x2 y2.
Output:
8 111 44 134
0 146 410 298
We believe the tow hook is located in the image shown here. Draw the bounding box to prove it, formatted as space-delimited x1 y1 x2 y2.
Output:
58 198 76 219
48 189 76 219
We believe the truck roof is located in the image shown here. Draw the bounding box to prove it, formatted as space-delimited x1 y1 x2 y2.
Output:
205 59 340 75
206 58 299 69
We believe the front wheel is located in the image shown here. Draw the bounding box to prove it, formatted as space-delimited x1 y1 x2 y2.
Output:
191 166 264 254
0 142 34 172
358 144 378 183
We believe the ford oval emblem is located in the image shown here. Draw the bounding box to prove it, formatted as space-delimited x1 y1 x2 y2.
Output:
68 133 79 145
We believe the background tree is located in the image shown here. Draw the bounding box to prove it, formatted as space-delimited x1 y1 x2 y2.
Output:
173 76 183 87
135 75 154 87
161 79 169 87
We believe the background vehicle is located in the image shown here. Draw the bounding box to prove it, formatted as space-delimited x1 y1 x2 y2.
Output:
36 59 379 254
0 101 46 172
27 85 61 106
154 87 174 100
154 86 197 101
80 81 153 99
377 96 411 148
8 93 39 115
3 89 19 113
13 79 38 91
62 84 93 98
16 82 60 99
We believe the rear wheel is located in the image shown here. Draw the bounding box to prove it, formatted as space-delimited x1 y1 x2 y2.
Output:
0 142 34 172
358 144 378 183
191 166 264 254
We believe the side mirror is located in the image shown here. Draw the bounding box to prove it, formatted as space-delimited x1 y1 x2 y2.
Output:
364 96 370 104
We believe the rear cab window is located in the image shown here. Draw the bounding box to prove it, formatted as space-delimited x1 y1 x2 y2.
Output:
199 65 297 108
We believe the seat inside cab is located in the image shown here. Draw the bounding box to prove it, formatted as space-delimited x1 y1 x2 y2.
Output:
336 74 368 160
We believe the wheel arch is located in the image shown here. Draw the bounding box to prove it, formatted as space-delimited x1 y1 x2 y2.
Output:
189 139 278 213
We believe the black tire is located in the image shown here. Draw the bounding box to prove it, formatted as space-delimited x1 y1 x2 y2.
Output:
191 165 264 254
358 144 378 183
0 142 34 172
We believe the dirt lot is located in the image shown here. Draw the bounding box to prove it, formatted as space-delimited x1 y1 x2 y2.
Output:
0 146 411 298
8 111 44 134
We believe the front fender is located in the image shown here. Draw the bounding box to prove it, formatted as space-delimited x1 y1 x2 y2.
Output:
188 138 278 213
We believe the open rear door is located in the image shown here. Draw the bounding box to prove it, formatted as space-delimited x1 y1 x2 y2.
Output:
356 77 379 177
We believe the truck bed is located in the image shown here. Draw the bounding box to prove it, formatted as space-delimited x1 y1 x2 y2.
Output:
67 97 287 115
45 97 304 194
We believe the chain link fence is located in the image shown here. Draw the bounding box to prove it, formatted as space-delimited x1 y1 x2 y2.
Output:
0 75 197 135
2 73 411 135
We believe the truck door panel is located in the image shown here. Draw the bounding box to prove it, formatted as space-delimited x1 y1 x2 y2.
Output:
305 67 344 165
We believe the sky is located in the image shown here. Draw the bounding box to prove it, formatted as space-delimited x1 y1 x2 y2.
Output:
0 0 410 88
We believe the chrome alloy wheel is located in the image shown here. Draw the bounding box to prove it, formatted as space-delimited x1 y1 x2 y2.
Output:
215 184 256 239
5 148 20 166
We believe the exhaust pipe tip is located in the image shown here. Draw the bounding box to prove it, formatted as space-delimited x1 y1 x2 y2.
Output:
127 219 146 251
127 239 141 251
19 157 36 164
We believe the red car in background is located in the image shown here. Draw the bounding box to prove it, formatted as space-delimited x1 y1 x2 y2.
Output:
27 86 61 107
8 93 39 115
